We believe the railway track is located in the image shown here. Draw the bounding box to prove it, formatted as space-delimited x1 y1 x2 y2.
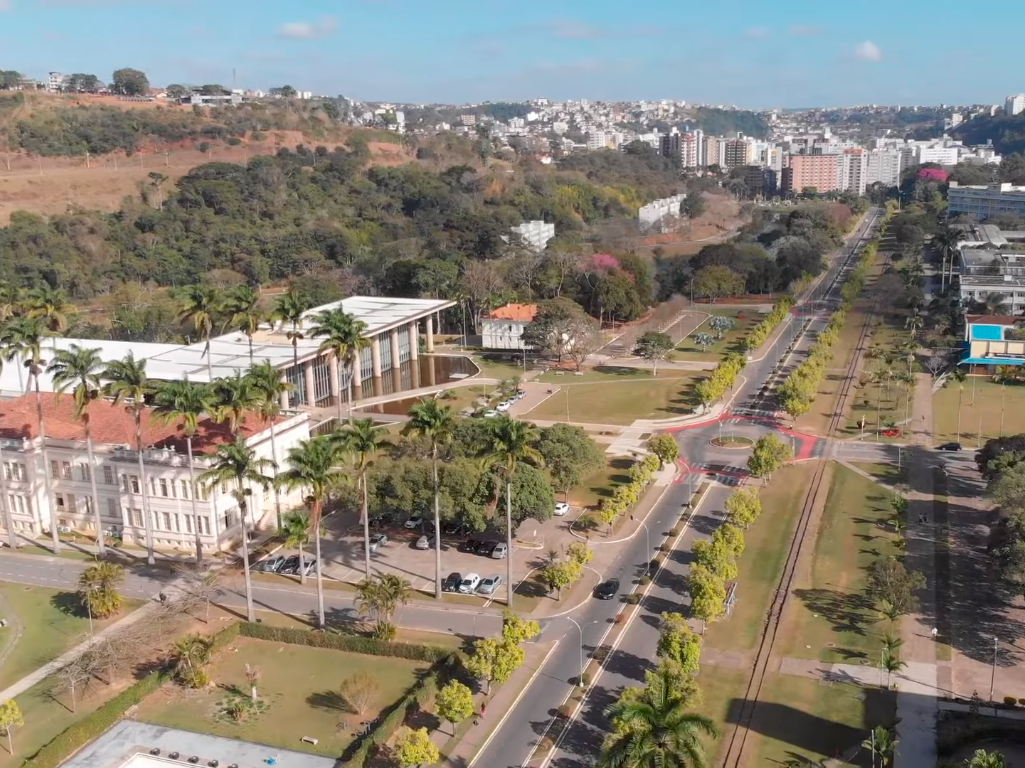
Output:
718 208 884 767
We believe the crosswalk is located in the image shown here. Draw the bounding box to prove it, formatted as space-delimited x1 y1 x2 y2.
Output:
674 470 745 487
728 406 780 419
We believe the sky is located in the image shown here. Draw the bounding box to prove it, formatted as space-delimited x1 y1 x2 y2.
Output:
0 0 1022 108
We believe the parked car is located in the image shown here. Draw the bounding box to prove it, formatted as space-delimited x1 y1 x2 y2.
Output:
496 401 511 412
442 521 464 536
415 534 434 550
442 572 462 592
595 578 620 600
475 541 497 556
515 389 527 400
279 555 300 575
554 502 570 516
937 442 963 451
477 575 503 595
460 538 483 553
458 573 481 593
256 555 284 572
369 533 388 553
491 543 508 559
404 515 423 529
483 409 499 418
302 559 318 576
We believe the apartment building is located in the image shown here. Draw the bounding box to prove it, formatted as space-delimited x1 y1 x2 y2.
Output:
865 150 903 188
781 153 841 195
0 394 310 553
639 194 686 228
722 139 749 170
948 182 1025 221
510 220 555 252
1006 94 1025 116
841 149 867 196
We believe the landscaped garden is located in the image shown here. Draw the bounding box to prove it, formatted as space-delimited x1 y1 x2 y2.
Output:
527 371 701 425
933 377 1025 447
674 311 760 361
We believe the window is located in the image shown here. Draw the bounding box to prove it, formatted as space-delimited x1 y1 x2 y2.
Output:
198 484 209 501
51 460 59 479
79 464 90 483
129 476 140 494
184 515 193 534
150 477 157 496
162 512 172 531
132 509 143 527
159 479 169 498
104 465 114 485
15 463 24 482
55 494 66 510
198 517 211 535
106 497 120 519
180 480 190 500
67 494 77 514
62 461 72 480
173 514 180 532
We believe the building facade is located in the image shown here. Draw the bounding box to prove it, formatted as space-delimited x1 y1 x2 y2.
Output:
865 150 903 188
511 220 556 252
1006 94 1025 116
782 153 841 195
948 182 1025 220
480 303 538 350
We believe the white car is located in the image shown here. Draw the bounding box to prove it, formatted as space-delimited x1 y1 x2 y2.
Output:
477 575 503 595
482 410 499 418
404 516 423 529
515 389 527 401
496 401 511 412
458 573 481 593
554 502 570 516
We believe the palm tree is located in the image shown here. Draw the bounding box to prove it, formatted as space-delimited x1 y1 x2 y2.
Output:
877 599 901 626
598 664 718 768
279 511 312 585
211 372 260 435
480 415 543 609
78 560 125 618
198 435 275 623
178 285 221 382
271 289 311 400
967 749 1006 768
881 648 906 689
246 361 294 528
0 283 24 321
933 226 960 291
152 380 216 564
866 370 885 441
221 285 264 364
905 313 923 340
102 352 156 564
403 399 455 599
25 284 71 350
984 292 1009 315
7 317 59 552
335 419 389 581
354 573 411 636
951 368 967 444
277 436 348 629
47 345 106 556
309 308 370 424
861 725 898 768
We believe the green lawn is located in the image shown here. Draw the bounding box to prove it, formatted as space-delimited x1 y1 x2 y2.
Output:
526 374 701 425
702 463 821 653
537 366 676 385
675 311 760 361
692 666 749 765
780 464 900 663
137 637 428 758
933 378 1025 447
0 583 143 691
566 457 635 509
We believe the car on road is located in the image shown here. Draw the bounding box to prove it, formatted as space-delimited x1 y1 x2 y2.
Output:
443 572 462 592
255 555 284 573
404 515 423 529
937 442 963 452
491 543 508 559
460 538 482 553
554 502 570 516
595 578 620 600
415 534 434 550
369 533 388 553
475 541 497 556
477 575 503 595
458 573 481 593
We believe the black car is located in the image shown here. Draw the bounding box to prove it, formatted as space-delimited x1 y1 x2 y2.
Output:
937 442 963 452
279 555 300 575
442 572 462 592
475 541 498 556
442 521 464 536
595 578 620 600
459 538 482 553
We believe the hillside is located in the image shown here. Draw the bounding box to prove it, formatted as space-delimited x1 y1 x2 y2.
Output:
952 112 1025 155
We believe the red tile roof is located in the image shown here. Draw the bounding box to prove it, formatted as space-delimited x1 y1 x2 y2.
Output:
0 393 278 455
966 315 1019 326
487 303 538 322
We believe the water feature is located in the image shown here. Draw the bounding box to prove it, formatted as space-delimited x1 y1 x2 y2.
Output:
356 355 480 415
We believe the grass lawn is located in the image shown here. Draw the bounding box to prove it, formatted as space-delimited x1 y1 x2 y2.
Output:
691 666 750 765
933 378 1025 447
566 457 635 509
780 464 900 663
747 674 896 765
471 355 531 381
674 311 760 361
137 637 428 758
702 463 822 653
526 374 701 425
0 583 143 691
537 366 680 385
435 384 492 413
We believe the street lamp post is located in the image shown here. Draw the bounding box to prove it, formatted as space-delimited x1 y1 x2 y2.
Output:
990 635 999 714
564 617 599 685
640 520 651 577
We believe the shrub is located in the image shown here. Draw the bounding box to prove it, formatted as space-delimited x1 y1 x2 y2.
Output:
227 137 242 146
1005 696 1018 707
1018 698 1025 706
238 622 448 662
373 622 398 641
659 543 671 553
626 593 641 605
639 575 652 586
579 672 592 688
557 704 574 718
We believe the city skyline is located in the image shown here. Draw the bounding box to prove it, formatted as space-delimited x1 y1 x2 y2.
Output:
0 0 1022 108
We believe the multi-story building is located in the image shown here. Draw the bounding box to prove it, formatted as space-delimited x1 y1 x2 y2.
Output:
864 150 903 188
960 315 1025 372
948 182 1025 220
916 145 959 165
722 140 749 170
47 72 68 92
743 166 777 198
510 220 555 252
781 153 841 195
1006 94 1025 116
703 138 722 168
0 393 310 553
638 194 686 228
480 303 538 350
587 131 610 150
840 149 867 195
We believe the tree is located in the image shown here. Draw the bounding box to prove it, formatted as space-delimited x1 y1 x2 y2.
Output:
597 663 718 768
539 559 576 599
111 67 150 96
693 537 738 582
537 423 604 498
692 265 745 302
0 699 23 754
688 564 726 629
271 289 312 394
404 399 455 599
480 416 543 608
708 315 736 339
221 285 264 364
198 435 274 623
153 380 216 564
647 434 679 468
336 419 389 581
436 680 474 734
881 647 906 689
693 332 715 351
47 345 105 556
339 671 379 715
178 285 221 383
78 561 125 618
165 84 189 100
277 435 348 628
247 361 293 527
521 297 588 363
656 612 701 676
867 557 926 615
747 433 793 482
395 727 439 768
501 609 540 644
170 633 212 688
967 750 1006 768
354 573 412 638
465 637 525 694
310 308 370 425
279 512 311 586
102 353 156 564
723 487 761 528
564 313 604 371
634 332 674 375
245 663 260 703
862 726 898 768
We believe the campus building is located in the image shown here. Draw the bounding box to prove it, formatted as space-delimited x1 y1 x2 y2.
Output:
960 315 1025 371
948 182 1025 221
481 303 538 350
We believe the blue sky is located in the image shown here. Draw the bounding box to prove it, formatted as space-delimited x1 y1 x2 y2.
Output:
0 0 1020 108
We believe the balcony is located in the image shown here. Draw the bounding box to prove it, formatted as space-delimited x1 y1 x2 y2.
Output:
111 447 210 468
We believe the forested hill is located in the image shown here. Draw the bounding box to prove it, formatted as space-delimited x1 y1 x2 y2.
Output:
685 107 770 139
953 113 1025 156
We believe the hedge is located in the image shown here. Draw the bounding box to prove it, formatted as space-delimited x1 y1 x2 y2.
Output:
745 298 793 351
238 622 449 662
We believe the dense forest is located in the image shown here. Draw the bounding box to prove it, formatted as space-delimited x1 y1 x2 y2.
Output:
953 113 1025 156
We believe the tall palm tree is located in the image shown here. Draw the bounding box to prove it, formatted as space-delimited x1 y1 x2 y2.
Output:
480 415 543 609
279 511 311 585
271 289 311 401
277 435 348 628
403 399 455 599
598 664 718 768
310 308 370 424
221 286 264 364
211 372 261 435
152 380 216 564
0 283 24 321
7 317 59 552
47 345 106 556
951 368 968 443
335 419 388 580
932 227 960 292
25 284 71 350
246 361 294 528
198 435 275 623
102 353 156 564
177 285 221 383
881 648 906 689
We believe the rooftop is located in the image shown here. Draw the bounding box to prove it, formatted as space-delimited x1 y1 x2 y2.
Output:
486 303 539 322
966 315 1019 326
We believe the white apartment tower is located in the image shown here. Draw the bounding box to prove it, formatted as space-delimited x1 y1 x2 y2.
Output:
864 150 903 188
1006 94 1025 116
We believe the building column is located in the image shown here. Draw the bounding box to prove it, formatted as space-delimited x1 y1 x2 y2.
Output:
425 315 435 352
351 353 363 402
389 329 401 371
328 353 340 404
279 376 290 410
371 336 383 378
408 323 419 361
303 360 316 408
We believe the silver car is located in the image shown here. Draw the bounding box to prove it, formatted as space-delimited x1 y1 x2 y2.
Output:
477 575 503 595
415 534 434 550
369 533 388 553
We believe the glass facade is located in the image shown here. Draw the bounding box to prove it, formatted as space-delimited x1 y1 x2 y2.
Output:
359 346 373 384
284 363 307 406
313 357 332 407
380 334 393 371
397 326 411 364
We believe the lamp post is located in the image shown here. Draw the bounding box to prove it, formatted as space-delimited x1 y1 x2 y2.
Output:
640 520 651 577
990 635 999 714
563 617 599 685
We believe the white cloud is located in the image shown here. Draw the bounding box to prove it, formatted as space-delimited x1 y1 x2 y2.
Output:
743 27 769 40
549 19 604 40
853 40 882 62
278 16 337 40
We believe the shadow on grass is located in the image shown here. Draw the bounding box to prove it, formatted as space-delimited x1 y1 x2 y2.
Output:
792 587 876 638
49 590 84 618
306 689 350 713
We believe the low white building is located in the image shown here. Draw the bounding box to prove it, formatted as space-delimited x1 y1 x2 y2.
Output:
481 303 537 350
639 194 686 229
948 182 1025 221
1006 94 1025 116
511 220 555 252
0 394 310 554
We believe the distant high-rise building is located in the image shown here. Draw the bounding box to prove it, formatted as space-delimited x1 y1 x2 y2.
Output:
864 150 903 188
659 131 682 166
841 149 867 195
1006 94 1025 116
782 153 841 195
722 140 748 170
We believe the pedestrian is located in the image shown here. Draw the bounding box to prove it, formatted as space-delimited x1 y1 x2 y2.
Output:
474 717 480 726
481 701 487 718
931 627 938 640
630 514 635 522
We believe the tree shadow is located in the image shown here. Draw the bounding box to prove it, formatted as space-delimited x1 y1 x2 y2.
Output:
306 690 349 713
792 587 875 637
50 591 84 618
